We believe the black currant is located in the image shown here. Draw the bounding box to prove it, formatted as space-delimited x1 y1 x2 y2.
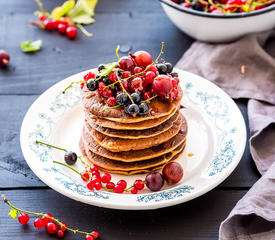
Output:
156 63 168 74
86 79 98 91
131 92 141 104
171 72 178 77
126 103 139 116
98 64 105 71
64 151 77 165
165 63 173 73
138 102 149 115
116 92 129 106
102 77 112 85
191 1 203 11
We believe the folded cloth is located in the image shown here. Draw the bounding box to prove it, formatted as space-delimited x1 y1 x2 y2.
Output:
176 30 275 240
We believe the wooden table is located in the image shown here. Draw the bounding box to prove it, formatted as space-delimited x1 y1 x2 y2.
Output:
0 0 260 239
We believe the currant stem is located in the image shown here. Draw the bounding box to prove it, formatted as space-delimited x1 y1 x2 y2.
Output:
77 24 93 37
35 0 46 14
53 161 89 181
116 45 120 61
36 140 67 152
115 71 135 104
99 104 120 112
62 80 81 94
140 95 158 103
1 195 97 237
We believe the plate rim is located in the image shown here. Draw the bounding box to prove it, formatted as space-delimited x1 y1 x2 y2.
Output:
20 68 247 210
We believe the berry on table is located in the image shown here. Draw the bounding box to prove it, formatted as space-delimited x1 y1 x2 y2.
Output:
138 102 149 116
59 222 67 232
145 172 164 191
18 213 30 224
81 171 90 182
114 184 124 193
117 180 127 189
134 179 145 190
87 181 95 190
131 188 138 194
66 26 77 39
91 231 99 239
57 229 65 238
34 218 44 229
90 165 99 172
107 96 117 107
106 182 115 189
44 19 53 30
46 222 58 234
84 72 96 81
58 23 67 34
0 49 10 67
64 151 77 165
162 162 183 184
95 182 102 190
86 235 95 240
41 213 54 225
52 19 60 29
133 50 152 67
87 79 98 91
38 14 47 22
101 173 111 183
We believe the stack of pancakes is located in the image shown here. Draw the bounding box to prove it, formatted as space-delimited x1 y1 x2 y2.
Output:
79 86 188 175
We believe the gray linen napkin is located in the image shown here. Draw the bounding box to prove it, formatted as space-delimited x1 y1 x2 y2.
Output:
175 30 275 240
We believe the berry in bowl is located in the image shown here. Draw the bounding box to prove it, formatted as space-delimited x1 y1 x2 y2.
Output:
159 0 275 42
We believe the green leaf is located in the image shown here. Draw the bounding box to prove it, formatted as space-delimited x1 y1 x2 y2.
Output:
8 209 18 219
50 0 75 19
20 40 42 53
68 0 98 25
97 62 118 78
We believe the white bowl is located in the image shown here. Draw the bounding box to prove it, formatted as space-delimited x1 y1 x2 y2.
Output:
160 0 275 43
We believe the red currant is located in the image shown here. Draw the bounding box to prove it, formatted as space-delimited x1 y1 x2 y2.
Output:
34 218 44 229
117 180 127 189
101 173 111 183
131 77 143 92
57 229 65 238
145 71 156 84
169 88 178 101
146 65 158 74
80 82 85 89
44 20 53 30
18 213 29 225
107 97 116 107
114 184 124 193
66 26 77 39
122 80 129 91
38 14 47 22
86 235 95 240
84 72 96 81
122 71 131 79
98 83 106 96
91 231 99 239
131 188 138 194
59 222 67 232
134 179 145 190
171 78 177 88
90 165 99 172
103 88 113 98
152 75 173 97
52 19 60 29
209 5 217 11
118 56 135 71
133 66 143 74
106 182 115 189
180 2 190 7
95 182 102 190
60 17 70 24
58 23 67 35
92 171 100 178
133 51 152 67
143 91 151 100
46 222 58 234
108 71 118 82
81 171 90 182
41 213 54 225
91 178 101 185
87 181 95 190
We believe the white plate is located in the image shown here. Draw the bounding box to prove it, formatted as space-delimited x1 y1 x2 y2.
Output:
20 69 246 210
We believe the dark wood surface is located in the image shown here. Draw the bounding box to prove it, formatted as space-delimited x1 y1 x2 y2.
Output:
0 0 260 239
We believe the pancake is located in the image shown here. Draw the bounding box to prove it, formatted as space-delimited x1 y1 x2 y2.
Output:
81 116 188 162
86 110 180 139
90 150 184 175
84 114 183 152
82 85 183 123
85 105 179 130
80 137 185 171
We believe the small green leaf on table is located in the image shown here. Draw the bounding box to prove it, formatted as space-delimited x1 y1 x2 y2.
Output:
8 209 18 219
50 0 75 19
21 40 42 53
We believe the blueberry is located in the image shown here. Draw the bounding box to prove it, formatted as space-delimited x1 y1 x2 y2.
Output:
170 72 178 77
191 1 203 11
165 63 173 73
86 79 98 91
126 103 140 116
156 63 168 74
138 102 149 115
98 64 105 71
116 92 129 106
131 92 141 104
102 76 112 85
64 151 77 165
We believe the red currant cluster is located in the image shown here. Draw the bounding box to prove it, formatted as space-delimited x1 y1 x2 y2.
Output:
82 44 180 116
0 49 10 67
33 14 77 39
172 0 273 13
81 165 145 194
